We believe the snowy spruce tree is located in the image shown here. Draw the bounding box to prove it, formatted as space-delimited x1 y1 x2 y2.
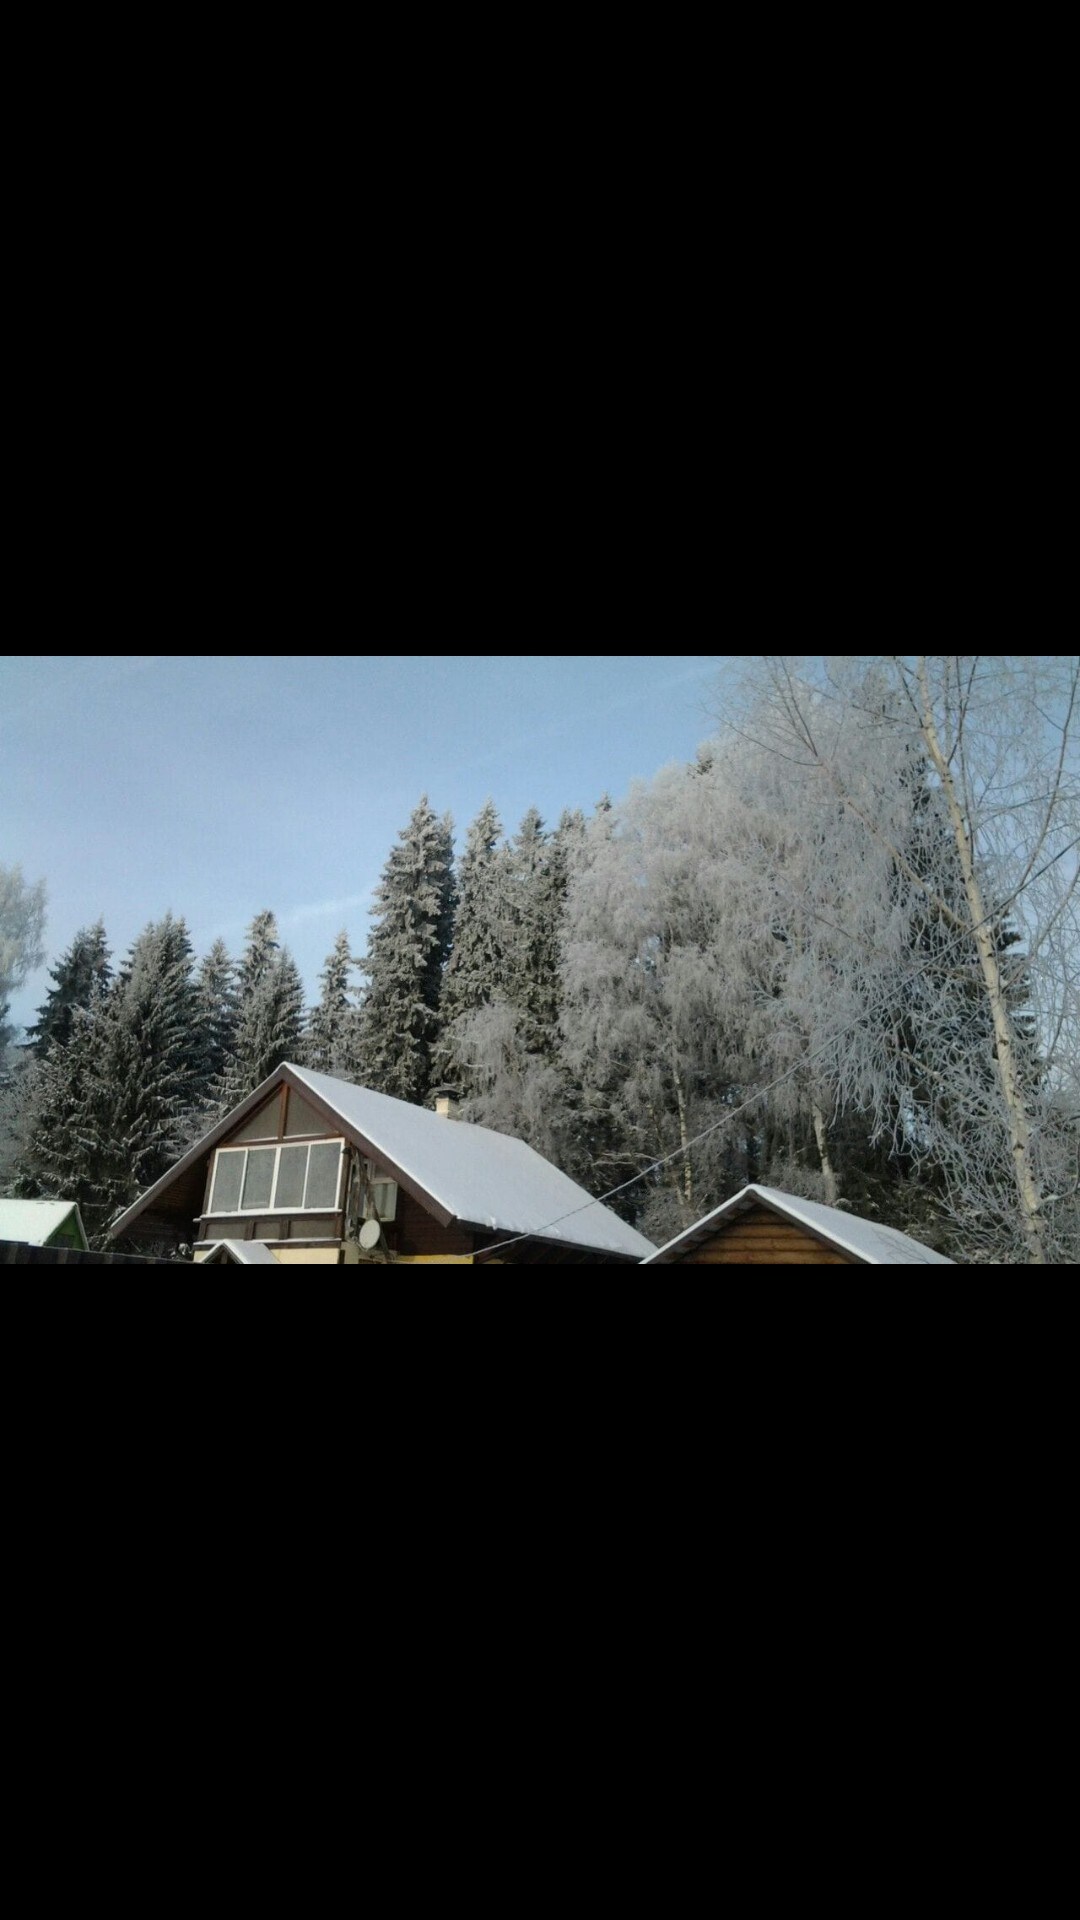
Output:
24 920 112 1059
15 913 203 1243
193 937 239 1092
179 935 242 1137
437 800 508 1094
14 989 107 1224
452 805 590 1173
353 797 455 1105
305 930 359 1076
505 807 573 1053
221 911 306 1104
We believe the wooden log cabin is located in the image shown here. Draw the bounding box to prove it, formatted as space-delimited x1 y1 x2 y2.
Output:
640 1185 954 1265
105 1062 656 1266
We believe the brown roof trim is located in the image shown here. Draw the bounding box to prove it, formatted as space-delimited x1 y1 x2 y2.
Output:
276 1069 456 1229
106 1064 457 1241
645 1187 872 1264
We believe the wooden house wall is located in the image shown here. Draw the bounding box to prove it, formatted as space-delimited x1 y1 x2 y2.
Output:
669 1204 857 1264
391 1187 475 1259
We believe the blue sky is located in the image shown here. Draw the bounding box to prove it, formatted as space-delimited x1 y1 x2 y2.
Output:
1 654 721 1036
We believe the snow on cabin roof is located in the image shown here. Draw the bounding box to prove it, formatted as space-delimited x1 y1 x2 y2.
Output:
0 1198 87 1248
287 1065 656 1260
641 1184 955 1265
199 1240 281 1265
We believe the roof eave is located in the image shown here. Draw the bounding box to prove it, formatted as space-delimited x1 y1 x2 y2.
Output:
106 1063 459 1242
105 1065 295 1240
642 1185 875 1264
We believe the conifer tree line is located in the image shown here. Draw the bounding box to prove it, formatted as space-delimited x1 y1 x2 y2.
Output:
3 657 1079 1260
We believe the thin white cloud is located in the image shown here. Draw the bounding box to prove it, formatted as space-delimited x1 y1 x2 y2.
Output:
280 889 375 929
467 659 719 771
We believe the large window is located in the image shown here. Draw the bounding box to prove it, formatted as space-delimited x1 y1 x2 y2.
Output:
208 1140 345 1216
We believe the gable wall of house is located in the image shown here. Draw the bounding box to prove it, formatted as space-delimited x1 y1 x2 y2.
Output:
47 1213 87 1250
670 1204 857 1264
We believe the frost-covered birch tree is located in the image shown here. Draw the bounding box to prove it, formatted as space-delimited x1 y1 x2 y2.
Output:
719 656 1080 1262
0 863 47 1057
559 767 761 1240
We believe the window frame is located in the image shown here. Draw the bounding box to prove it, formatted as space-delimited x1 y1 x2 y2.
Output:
358 1157 398 1222
207 1139 346 1217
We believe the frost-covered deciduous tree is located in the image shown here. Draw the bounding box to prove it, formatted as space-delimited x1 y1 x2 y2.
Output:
353 798 455 1104
559 767 757 1238
0 863 47 1056
720 655 1080 1262
694 708 950 1222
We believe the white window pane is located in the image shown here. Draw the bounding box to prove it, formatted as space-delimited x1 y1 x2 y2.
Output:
242 1148 275 1209
372 1179 397 1222
275 1144 308 1209
305 1143 341 1210
211 1153 244 1213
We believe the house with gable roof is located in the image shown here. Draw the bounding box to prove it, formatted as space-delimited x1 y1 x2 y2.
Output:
105 1062 656 1265
0 1198 90 1254
640 1184 955 1264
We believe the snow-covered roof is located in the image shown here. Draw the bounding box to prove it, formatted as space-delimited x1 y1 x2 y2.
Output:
106 1063 656 1261
199 1239 281 1265
0 1198 88 1248
288 1066 656 1260
642 1184 955 1265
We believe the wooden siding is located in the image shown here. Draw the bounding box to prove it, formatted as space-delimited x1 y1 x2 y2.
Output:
666 1204 857 1264
230 1098 282 1143
48 1213 88 1251
392 1187 475 1258
283 1088 325 1137
196 1211 340 1243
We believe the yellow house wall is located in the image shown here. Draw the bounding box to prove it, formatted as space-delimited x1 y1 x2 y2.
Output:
271 1247 340 1265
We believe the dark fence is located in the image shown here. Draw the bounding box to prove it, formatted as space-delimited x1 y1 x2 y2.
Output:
0 1239 184 1266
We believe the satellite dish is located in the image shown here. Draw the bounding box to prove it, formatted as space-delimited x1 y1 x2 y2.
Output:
358 1218 382 1251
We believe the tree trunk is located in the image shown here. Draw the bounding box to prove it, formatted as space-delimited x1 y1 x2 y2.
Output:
811 1099 839 1207
916 660 1047 1262
671 1052 693 1209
